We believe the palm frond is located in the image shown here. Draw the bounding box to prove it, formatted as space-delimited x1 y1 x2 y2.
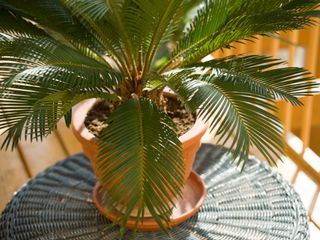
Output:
163 69 197 112
0 35 121 86
61 0 186 77
62 0 110 20
187 55 317 105
0 34 122 149
169 0 231 65
136 0 184 76
0 9 47 38
0 65 120 149
0 0 108 62
164 54 318 164
147 0 203 67
0 84 119 150
165 71 284 166
169 0 202 42
165 0 320 69
96 97 184 232
60 0 125 66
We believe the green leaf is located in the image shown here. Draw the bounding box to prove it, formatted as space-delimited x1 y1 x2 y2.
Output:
62 0 110 20
166 73 284 167
96 97 184 232
0 85 119 150
188 55 317 105
164 69 197 112
165 54 318 165
0 35 122 88
0 49 121 149
138 0 184 76
0 0 105 56
166 0 320 69
60 0 122 57
0 9 47 38
163 53 318 166
64 110 72 128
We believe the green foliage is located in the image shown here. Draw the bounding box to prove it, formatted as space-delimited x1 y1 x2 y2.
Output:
165 0 320 70
189 55 317 105
166 71 284 167
0 0 105 55
165 55 316 165
0 30 122 149
0 0 319 234
96 97 184 232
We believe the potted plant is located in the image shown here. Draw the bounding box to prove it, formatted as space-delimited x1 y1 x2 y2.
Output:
0 0 319 234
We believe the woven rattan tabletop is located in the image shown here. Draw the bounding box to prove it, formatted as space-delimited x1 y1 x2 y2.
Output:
0 144 309 240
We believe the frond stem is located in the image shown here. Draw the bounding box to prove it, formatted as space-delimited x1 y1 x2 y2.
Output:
141 0 182 80
109 0 138 79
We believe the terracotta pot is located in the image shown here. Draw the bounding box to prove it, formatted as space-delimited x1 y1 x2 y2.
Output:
71 98 207 229
92 171 206 231
71 99 207 181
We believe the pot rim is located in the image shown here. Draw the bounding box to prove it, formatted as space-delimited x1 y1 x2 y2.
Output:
92 170 207 231
71 98 208 147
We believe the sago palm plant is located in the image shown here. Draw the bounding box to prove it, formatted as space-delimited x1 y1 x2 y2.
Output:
0 0 319 233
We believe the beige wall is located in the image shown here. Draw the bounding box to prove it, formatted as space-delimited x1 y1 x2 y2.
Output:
276 95 320 131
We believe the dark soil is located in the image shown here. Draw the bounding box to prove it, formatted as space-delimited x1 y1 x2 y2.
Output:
84 97 195 137
164 97 196 137
84 101 114 137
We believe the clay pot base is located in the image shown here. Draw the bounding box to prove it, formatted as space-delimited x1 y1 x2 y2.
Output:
92 171 206 232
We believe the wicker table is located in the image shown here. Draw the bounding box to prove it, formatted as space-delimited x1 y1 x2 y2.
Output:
0 144 309 240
